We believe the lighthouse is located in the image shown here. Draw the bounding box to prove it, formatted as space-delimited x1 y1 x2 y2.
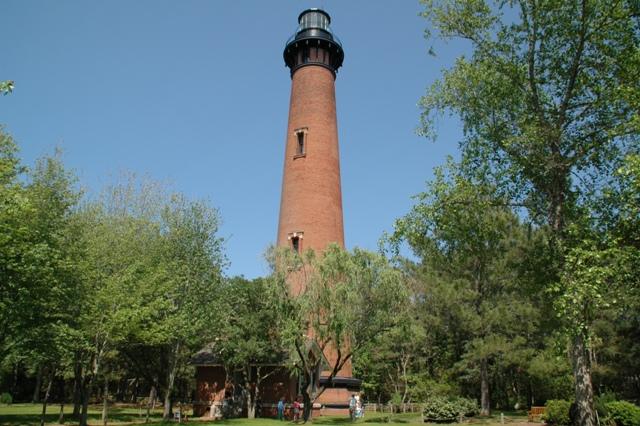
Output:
277 8 345 258
277 8 356 413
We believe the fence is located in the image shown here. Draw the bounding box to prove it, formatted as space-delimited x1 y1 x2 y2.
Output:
363 403 423 414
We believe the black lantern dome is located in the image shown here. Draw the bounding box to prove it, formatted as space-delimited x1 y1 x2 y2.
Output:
283 8 344 78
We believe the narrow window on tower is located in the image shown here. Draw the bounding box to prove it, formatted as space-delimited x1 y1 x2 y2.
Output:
288 232 303 253
294 128 307 158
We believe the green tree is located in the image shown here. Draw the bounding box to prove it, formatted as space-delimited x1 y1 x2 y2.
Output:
0 128 28 356
23 153 82 426
0 131 82 422
215 276 285 418
147 194 226 420
390 160 537 414
419 1 639 424
270 245 406 421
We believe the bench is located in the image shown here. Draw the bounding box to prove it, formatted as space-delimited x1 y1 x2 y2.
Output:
528 406 546 422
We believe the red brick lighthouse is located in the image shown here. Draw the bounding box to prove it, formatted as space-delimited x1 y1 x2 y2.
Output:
277 8 357 413
277 8 345 259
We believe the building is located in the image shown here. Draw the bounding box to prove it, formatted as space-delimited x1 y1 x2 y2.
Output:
193 8 358 417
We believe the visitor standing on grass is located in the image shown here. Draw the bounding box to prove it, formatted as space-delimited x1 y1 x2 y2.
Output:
277 397 285 420
349 394 356 421
293 397 301 422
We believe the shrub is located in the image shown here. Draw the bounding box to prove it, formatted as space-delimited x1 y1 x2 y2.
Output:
543 399 572 425
455 397 478 417
596 392 618 418
605 401 640 426
0 392 12 405
422 396 478 423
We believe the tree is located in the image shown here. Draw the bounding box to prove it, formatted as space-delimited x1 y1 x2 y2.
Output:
389 160 538 414
23 153 82 426
419 1 639 424
145 194 226 420
0 131 82 421
71 177 226 424
215 276 285 419
0 128 28 356
269 245 407 422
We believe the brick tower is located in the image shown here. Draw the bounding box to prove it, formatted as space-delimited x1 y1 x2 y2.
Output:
277 8 357 413
277 8 345 259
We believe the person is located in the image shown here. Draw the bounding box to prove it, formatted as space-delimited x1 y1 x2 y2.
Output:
355 394 363 419
293 397 301 422
209 382 221 419
277 397 285 421
349 394 357 421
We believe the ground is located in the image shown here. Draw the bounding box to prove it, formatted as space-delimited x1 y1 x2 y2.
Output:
0 404 537 426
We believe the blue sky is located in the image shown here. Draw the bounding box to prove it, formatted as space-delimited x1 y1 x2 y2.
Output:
1 1 468 278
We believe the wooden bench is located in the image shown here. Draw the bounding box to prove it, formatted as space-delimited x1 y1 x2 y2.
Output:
528 406 546 422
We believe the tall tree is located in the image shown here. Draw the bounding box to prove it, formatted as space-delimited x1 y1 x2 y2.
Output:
390 160 537 414
123 192 226 420
0 133 82 414
216 276 285 419
419 1 639 424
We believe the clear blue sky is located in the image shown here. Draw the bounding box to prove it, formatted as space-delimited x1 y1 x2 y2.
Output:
1 1 468 278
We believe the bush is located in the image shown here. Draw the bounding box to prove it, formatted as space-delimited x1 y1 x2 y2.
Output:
543 399 572 425
455 397 478 417
596 392 618 418
422 396 478 423
0 392 12 405
605 401 640 426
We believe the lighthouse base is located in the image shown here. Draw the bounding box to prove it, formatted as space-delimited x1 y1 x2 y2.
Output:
314 376 362 417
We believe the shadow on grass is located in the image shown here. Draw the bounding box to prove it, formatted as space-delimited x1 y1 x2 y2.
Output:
0 408 164 426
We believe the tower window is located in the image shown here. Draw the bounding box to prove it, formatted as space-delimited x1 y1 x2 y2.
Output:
294 128 307 157
288 231 304 253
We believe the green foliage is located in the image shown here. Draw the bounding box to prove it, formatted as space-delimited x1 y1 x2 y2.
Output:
543 400 572 426
422 396 477 422
0 81 13 96
0 393 11 405
388 159 541 412
595 392 618 418
268 245 407 420
418 0 639 422
605 401 640 426
527 349 574 401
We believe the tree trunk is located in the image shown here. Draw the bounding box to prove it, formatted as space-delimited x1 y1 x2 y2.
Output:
244 366 256 419
302 389 312 422
80 374 94 426
40 370 54 426
81 351 101 426
58 375 65 424
300 367 315 423
102 378 109 426
480 359 491 416
162 342 181 421
58 403 64 424
145 385 156 423
72 359 83 418
33 365 43 403
162 389 173 421
571 334 596 426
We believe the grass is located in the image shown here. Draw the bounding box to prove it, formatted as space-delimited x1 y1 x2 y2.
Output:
0 403 164 426
0 405 533 426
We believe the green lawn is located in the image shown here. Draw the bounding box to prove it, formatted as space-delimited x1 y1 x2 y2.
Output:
0 403 164 426
0 405 532 426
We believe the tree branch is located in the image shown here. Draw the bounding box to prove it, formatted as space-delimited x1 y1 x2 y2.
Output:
558 0 589 128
